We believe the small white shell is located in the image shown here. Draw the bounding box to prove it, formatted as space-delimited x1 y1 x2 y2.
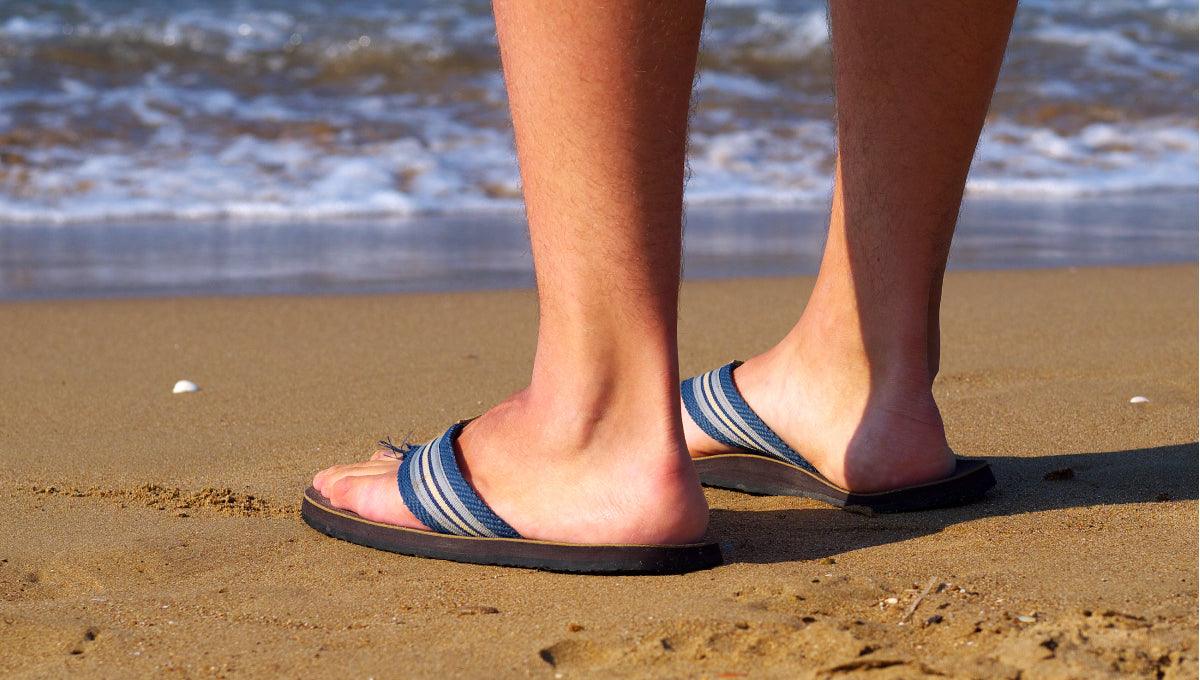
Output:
1016 615 1036 623
1129 396 1150 404
172 379 199 394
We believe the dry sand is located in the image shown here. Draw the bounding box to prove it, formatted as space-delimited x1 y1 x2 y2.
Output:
1 265 1196 679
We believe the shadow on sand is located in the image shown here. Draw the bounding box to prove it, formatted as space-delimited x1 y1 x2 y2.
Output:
709 443 1199 565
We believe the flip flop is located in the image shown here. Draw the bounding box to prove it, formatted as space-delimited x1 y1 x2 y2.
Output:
302 421 723 574
682 362 995 513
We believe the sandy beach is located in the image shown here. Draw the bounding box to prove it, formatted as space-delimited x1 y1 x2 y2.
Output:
1 264 1196 678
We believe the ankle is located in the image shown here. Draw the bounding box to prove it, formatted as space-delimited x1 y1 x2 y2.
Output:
466 375 707 545
769 331 932 400
512 368 685 456
779 293 935 392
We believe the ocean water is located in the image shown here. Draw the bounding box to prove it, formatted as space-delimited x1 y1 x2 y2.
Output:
1 194 1194 299
0 0 1196 224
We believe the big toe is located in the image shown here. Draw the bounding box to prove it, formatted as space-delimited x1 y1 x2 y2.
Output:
325 470 427 530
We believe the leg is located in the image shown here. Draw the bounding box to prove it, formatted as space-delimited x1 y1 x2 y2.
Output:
313 1 709 543
685 1 1016 491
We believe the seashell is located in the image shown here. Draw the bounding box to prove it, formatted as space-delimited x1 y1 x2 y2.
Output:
172 379 200 394
1129 396 1150 404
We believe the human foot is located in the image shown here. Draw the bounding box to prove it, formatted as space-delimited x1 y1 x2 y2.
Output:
682 333 955 494
312 387 709 546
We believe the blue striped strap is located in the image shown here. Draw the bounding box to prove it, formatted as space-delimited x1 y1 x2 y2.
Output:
681 361 817 473
394 421 521 539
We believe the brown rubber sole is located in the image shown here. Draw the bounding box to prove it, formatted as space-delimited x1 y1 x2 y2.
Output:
300 487 723 574
694 455 995 513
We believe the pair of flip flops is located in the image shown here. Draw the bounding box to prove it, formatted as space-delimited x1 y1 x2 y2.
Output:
302 362 995 574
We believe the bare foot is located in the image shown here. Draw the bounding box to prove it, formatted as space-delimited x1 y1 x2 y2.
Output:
313 386 709 545
683 331 954 493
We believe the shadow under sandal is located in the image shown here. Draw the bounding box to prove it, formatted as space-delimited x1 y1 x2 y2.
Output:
681 362 996 513
302 421 723 574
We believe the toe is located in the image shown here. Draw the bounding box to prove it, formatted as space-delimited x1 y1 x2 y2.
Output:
324 475 357 507
326 470 426 530
313 462 354 493
314 461 397 494
312 464 342 493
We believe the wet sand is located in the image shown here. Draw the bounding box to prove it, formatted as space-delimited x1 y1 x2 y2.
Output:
1 265 1196 678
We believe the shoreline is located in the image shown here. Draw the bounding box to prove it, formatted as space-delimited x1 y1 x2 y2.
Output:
0 260 1195 308
1 193 1196 302
2 264 1196 677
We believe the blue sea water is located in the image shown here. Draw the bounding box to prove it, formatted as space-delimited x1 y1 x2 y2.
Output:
0 1 1195 298
0 0 1195 223
1 194 1194 299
